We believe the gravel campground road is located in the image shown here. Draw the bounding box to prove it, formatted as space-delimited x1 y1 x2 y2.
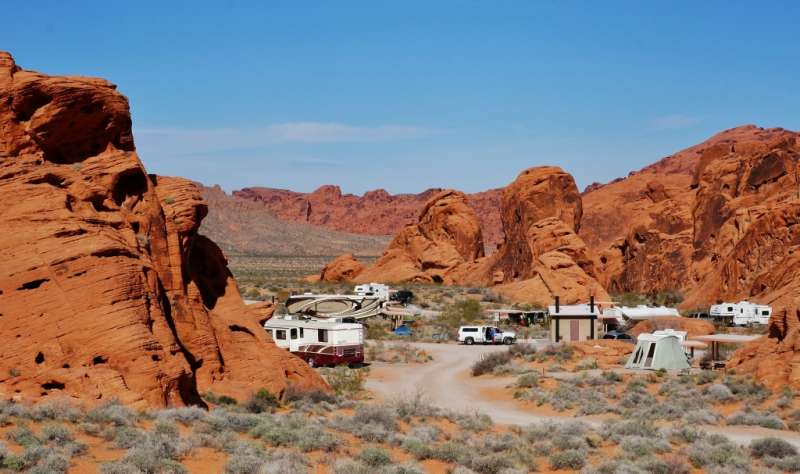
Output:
364 341 800 448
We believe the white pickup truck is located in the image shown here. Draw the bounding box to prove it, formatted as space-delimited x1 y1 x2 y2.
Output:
458 326 516 345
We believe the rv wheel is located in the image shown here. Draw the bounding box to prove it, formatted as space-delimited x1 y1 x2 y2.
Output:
465 337 474 345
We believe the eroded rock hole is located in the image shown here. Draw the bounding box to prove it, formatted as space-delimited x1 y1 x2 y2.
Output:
228 324 255 336
112 168 148 206
13 88 52 122
41 381 65 390
35 352 45 364
18 278 49 290
92 355 108 365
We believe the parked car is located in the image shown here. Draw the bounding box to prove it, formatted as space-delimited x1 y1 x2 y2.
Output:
393 324 413 337
602 330 635 342
458 326 516 345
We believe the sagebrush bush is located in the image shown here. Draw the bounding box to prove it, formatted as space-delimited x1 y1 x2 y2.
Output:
619 435 671 457
244 388 280 414
360 446 393 467
763 454 800 472
750 437 798 458
509 343 537 358
727 411 786 430
549 449 585 470
87 401 137 427
472 352 513 376
705 383 734 402
322 366 369 395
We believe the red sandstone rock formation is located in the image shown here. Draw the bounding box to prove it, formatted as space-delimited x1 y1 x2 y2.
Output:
0 52 324 408
728 309 800 390
319 254 365 282
232 185 505 247
354 190 485 284
582 125 800 315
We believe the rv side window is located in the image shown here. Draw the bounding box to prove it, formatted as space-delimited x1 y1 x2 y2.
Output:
318 329 328 343
299 328 304 338
762 311 769 316
728 307 733 312
290 328 297 340
275 330 286 340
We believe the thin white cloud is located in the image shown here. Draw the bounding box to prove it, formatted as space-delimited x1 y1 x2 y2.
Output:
647 114 702 131
134 122 432 156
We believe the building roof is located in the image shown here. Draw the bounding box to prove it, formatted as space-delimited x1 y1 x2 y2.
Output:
691 334 762 343
548 304 599 316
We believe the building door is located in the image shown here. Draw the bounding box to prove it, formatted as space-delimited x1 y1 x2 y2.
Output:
570 320 580 341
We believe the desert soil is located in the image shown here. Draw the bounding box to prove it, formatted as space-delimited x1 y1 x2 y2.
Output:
365 341 800 448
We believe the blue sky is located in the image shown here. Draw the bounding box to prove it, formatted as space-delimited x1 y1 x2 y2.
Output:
4 1 799 194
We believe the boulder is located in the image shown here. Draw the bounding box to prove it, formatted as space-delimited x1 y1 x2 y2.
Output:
319 253 365 282
0 52 325 408
354 190 485 283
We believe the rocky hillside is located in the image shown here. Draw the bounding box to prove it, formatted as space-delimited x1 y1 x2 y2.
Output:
581 125 800 314
0 52 325 407
200 185 390 257
233 185 505 247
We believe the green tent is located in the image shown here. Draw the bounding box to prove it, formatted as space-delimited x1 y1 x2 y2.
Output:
625 333 690 370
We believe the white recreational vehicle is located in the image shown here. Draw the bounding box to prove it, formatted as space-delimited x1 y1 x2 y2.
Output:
263 317 364 367
602 305 680 325
709 301 771 326
353 283 391 301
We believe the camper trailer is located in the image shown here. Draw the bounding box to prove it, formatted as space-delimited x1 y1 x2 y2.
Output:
263 317 364 367
354 283 391 301
602 305 680 325
709 301 771 326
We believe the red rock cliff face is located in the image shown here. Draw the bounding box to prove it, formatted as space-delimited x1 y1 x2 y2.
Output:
0 52 324 408
581 125 800 314
233 185 505 247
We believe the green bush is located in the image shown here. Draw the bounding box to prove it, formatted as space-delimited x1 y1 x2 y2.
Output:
549 449 585 470
750 437 798 458
245 388 279 414
359 446 393 467
322 366 369 396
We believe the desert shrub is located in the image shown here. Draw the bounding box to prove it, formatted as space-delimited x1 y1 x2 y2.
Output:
539 343 575 362
353 404 398 430
638 456 690 474
750 437 798 458
723 375 769 401
509 343 537 358
694 370 719 385
470 452 514 474
283 385 337 405
763 455 800 472
28 453 69 474
438 299 482 328
516 373 539 388
683 409 720 425
619 435 671 457
201 408 260 433
727 411 786 430
360 446 393 467
250 414 338 452
601 370 623 383
705 383 734 402
551 434 588 452
454 411 493 432
203 392 238 406
472 352 513 376
602 419 659 440
549 449 585 470
87 401 137 427
40 424 73 444
28 399 81 422
576 358 599 370
7 425 40 447
156 407 207 425
244 388 279 413
430 441 473 464
392 390 440 419
112 426 144 449
219 441 269 473
401 437 433 459
685 437 750 469
665 425 704 444
322 366 369 396
333 458 372 474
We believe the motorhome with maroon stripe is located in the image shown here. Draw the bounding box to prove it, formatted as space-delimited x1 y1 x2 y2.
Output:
263 317 364 367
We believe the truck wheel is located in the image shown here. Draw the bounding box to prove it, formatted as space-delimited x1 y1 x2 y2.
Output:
465 337 474 345
504 337 513 345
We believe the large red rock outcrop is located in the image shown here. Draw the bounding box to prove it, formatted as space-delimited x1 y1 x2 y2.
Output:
354 190 485 283
319 253 365 282
0 52 324 408
728 309 800 390
233 185 505 247
582 125 800 315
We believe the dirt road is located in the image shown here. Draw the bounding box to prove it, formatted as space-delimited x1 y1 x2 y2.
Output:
365 341 800 447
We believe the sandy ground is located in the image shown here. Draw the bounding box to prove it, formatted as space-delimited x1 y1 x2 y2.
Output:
365 341 800 448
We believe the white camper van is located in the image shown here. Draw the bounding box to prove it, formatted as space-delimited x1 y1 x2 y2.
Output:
709 301 771 326
264 317 364 367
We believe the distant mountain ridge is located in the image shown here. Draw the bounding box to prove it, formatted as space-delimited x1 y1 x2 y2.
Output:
199 185 391 257
232 185 505 247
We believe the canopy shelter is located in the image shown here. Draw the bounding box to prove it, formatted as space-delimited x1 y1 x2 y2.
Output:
690 334 761 369
625 333 691 370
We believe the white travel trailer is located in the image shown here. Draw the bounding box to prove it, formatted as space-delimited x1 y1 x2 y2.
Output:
354 283 391 302
602 305 680 325
709 301 771 326
264 317 364 367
